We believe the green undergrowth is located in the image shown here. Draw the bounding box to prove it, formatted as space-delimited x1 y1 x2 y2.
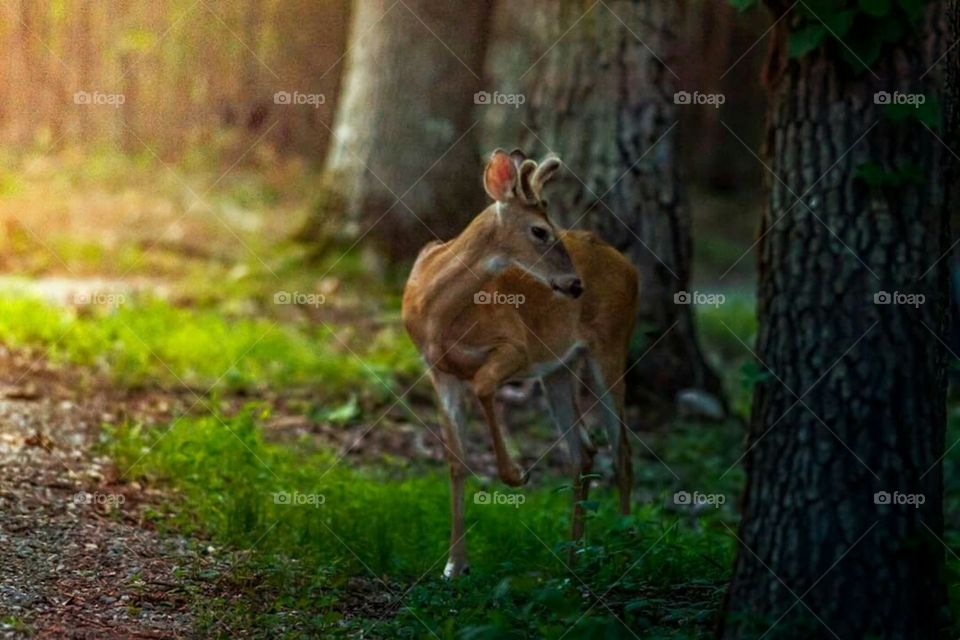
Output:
0 293 420 399
104 408 738 639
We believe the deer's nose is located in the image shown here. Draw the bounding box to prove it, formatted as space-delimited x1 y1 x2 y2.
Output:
552 275 584 299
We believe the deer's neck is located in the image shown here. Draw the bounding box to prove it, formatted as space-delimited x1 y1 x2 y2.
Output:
420 210 503 342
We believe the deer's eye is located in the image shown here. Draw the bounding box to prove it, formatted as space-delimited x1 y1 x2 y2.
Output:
530 226 550 242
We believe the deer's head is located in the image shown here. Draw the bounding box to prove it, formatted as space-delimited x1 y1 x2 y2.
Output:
481 149 582 298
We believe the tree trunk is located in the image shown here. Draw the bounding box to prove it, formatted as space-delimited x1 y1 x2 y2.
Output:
722 3 955 638
315 0 491 267
524 0 723 411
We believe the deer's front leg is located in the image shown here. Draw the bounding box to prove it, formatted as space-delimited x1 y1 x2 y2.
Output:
473 344 528 488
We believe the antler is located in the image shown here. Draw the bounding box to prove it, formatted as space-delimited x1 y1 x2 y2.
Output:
506 149 562 205
530 155 561 203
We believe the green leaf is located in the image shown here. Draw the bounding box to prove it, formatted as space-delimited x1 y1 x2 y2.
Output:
855 162 886 187
824 9 857 37
839 32 881 72
855 161 926 187
788 24 828 58
859 0 893 17
875 14 906 43
728 0 758 11
897 0 926 22
882 94 942 130
580 500 600 513
915 95 943 130
883 102 916 122
798 0 838 17
317 395 360 424
739 361 771 389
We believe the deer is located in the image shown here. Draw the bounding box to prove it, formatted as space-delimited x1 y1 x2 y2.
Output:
402 148 639 578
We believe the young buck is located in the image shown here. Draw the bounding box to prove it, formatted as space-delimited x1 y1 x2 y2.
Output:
402 149 639 578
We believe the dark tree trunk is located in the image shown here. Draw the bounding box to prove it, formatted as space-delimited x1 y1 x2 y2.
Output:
722 3 956 638
315 0 492 267
523 0 723 411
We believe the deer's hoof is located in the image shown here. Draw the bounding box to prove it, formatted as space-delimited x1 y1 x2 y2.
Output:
500 465 528 487
443 559 470 580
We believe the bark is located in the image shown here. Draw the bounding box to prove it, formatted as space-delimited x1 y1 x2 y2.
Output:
524 0 723 409
315 0 492 266
721 3 955 638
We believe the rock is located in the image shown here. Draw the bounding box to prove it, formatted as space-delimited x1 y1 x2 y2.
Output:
675 388 725 421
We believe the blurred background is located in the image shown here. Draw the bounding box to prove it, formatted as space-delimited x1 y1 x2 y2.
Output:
0 0 773 415
5 1 949 638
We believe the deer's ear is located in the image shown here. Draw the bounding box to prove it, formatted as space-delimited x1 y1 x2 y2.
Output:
483 149 517 203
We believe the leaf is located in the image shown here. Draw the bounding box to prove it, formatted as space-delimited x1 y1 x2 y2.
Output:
854 162 886 187
897 0 926 22
858 0 893 17
855 162 885 186
317 395 359 424
580 500 600 512
728 0 759 10
739 361 771 389
855 161 926 187
824 9 858 37
915 95 943 130
874 14 906 43
882 94 942 130
788 24 828 58
839 32 882 72
798 0 838 17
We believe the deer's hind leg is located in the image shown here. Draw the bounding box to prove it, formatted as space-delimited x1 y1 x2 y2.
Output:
542 368 596 561
585 354 633 515
431 370 472 579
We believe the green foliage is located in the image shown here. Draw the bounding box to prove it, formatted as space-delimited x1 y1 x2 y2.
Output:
728 0 759 11
104 410 739 638
782 0 935 72
788 24 828 58
882 94 943 130
854 161 925 187
0 294 421 399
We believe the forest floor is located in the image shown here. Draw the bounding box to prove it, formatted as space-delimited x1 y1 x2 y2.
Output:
2 148 955 638
0 346 211 638
0 328 695 639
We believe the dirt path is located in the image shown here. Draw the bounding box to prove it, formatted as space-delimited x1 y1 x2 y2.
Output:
0 347 229 639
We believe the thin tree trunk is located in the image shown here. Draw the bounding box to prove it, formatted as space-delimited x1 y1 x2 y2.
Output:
721 3 955 638
314 0 492 267
524 0 723 410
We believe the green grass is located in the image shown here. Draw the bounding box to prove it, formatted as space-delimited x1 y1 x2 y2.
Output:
104 408 737 639
0 293 421 399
